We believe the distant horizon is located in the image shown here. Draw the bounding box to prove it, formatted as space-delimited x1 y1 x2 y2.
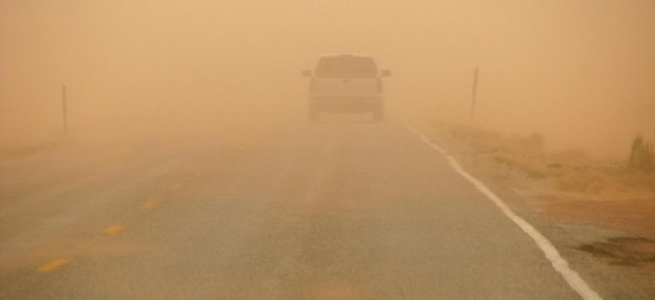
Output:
1 0 654 156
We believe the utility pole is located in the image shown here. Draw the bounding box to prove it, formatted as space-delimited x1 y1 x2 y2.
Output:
62 85 68 135
469 68 479 126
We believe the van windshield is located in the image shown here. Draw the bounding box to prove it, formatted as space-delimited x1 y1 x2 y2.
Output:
315 56 378 76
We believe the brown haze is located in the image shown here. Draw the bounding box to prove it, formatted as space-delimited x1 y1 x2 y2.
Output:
1 0 654 157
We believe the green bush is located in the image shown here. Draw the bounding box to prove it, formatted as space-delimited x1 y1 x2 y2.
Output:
628 135 653 171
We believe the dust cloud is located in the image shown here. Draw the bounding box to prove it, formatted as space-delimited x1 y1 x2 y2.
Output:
1 0 653 157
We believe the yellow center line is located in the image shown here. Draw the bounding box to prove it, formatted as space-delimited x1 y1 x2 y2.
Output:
105 225 125 236
143 201 157 209
37 259 69 272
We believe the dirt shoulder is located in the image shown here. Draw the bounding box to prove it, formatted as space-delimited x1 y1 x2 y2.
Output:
428 122 655 240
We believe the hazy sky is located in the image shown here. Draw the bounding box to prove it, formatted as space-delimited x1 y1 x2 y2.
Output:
1 0 654 155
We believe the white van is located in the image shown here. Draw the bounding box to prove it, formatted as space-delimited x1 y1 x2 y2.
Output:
302 54 391 122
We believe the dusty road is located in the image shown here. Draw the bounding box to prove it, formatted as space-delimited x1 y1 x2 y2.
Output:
0 120 606 299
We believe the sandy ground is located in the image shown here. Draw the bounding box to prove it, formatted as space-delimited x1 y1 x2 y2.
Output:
535 195 655 240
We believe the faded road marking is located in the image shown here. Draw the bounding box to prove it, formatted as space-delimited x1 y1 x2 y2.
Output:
406 125 603 300
37 259 69 272
105 225 125 236
143 201 157 209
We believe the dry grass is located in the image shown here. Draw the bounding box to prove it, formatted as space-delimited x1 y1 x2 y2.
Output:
445 124 655 196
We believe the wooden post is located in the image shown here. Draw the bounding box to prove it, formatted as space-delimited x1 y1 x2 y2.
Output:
470 68 479 125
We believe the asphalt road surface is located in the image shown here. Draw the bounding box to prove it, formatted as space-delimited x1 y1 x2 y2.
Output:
1 120 594 299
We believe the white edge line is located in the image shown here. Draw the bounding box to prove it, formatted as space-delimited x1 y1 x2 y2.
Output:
405 125 602 300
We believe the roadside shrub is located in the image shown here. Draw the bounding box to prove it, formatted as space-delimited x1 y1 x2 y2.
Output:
628 135 653 172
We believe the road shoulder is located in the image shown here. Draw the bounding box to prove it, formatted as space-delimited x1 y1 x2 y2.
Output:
423 122 655 299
